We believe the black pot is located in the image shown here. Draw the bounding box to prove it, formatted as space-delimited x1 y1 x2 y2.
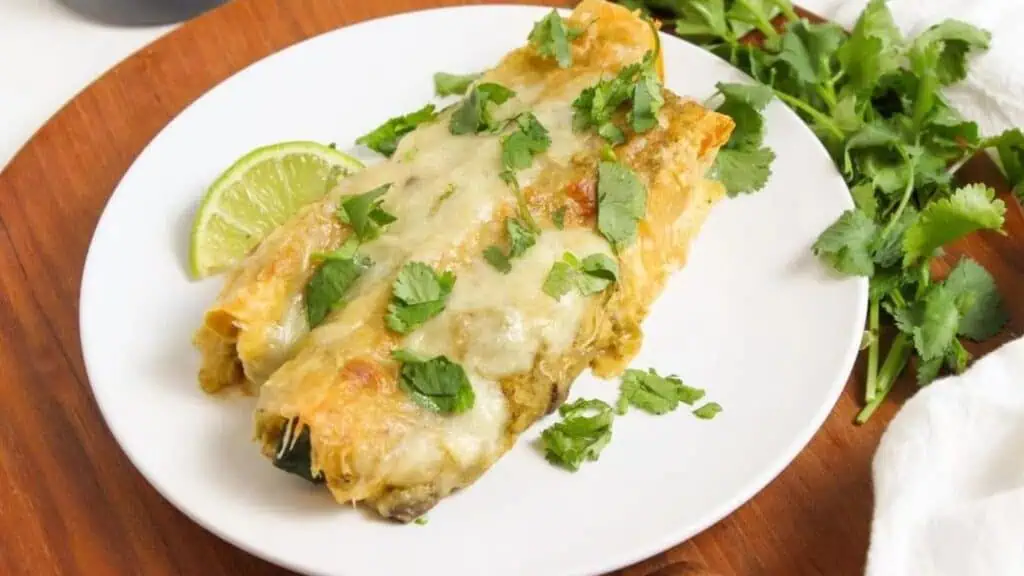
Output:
60 0 228 26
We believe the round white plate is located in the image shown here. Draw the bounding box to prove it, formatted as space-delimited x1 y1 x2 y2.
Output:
80 5 867 576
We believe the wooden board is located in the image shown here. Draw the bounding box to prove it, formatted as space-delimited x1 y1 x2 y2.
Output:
0 1 1020 575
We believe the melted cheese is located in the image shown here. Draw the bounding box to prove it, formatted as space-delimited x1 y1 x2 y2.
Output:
383 372 508 486
403 229 612 380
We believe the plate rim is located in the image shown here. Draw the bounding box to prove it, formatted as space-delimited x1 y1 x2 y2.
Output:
78 5 869 575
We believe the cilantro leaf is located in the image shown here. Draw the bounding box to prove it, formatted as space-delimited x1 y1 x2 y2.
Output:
598 123 626 145
693 402 724 420
616 368 705 415
902 184 1006 267
916 355 943 387
543 252 619 300
338 184 397 242
483 218 538 274
718 99 765 150
433 71 482 97
673 0 733 42
984 128 1024 200
717 81 775 111
396 354 475 414
710 146 775 196
894 284 960 361
386 262 456 334
542 260 577 300
501 113 551 173
577 253 620 295
541 398 614 471
356 104 437 157
812 209 878 276
942 257 1008 340
630 60 665 132
507 218 537 258
836 0 903 95
528 9 586 68
908 40 942 129
305 255 370 328
597 161 647 250
850 182 878 218
483 246 511 274
772 20 846 87
871 205 918 268
449 83 516 135
912 20 991 85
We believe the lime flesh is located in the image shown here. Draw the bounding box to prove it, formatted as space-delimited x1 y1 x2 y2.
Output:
189 141 363 278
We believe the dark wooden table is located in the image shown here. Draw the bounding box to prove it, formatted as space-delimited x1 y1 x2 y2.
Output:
1 1 1020 575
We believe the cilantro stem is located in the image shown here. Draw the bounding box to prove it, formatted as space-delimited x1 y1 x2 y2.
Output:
864 296 880 403
945 150 974 177
816 61 838 112
856 333 912 424
773 0 799 21
773 90 843 139
880 149 917 239
750 15 780 43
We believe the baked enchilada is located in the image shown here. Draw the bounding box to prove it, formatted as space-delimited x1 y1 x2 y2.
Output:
194 0 733 521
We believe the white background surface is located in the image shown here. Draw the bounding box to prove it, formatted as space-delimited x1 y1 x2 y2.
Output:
0 0 847 170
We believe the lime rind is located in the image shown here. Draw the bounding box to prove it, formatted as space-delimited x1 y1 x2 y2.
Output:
189 141 363 278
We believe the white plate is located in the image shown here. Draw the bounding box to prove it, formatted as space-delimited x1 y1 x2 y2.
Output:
79 5 867 576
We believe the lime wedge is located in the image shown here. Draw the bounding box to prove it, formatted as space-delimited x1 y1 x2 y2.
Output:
189 141 363 278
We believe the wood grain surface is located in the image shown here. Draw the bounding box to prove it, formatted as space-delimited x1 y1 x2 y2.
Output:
0 1 1020 575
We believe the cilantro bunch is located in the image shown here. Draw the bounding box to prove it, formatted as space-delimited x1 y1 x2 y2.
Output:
615 0 1019 422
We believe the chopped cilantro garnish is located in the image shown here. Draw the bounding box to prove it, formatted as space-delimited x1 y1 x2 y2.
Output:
572 51 662 141
305 253 370 328
337 184 397 242
528 9 587 68
596 161 647 250
692 402 723 420
433 71 482 97
385 262 455 334
483 218 538 274
449 83 516 135
395 353 474 414
615 368 705 415
540 398 614 471
501 112 552 176
542 252 619 300
356 104 437 157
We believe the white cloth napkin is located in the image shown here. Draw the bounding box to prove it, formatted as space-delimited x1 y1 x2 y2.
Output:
803 1 1024 574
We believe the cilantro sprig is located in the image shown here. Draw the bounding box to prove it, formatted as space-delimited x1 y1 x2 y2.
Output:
617 0 1016 423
